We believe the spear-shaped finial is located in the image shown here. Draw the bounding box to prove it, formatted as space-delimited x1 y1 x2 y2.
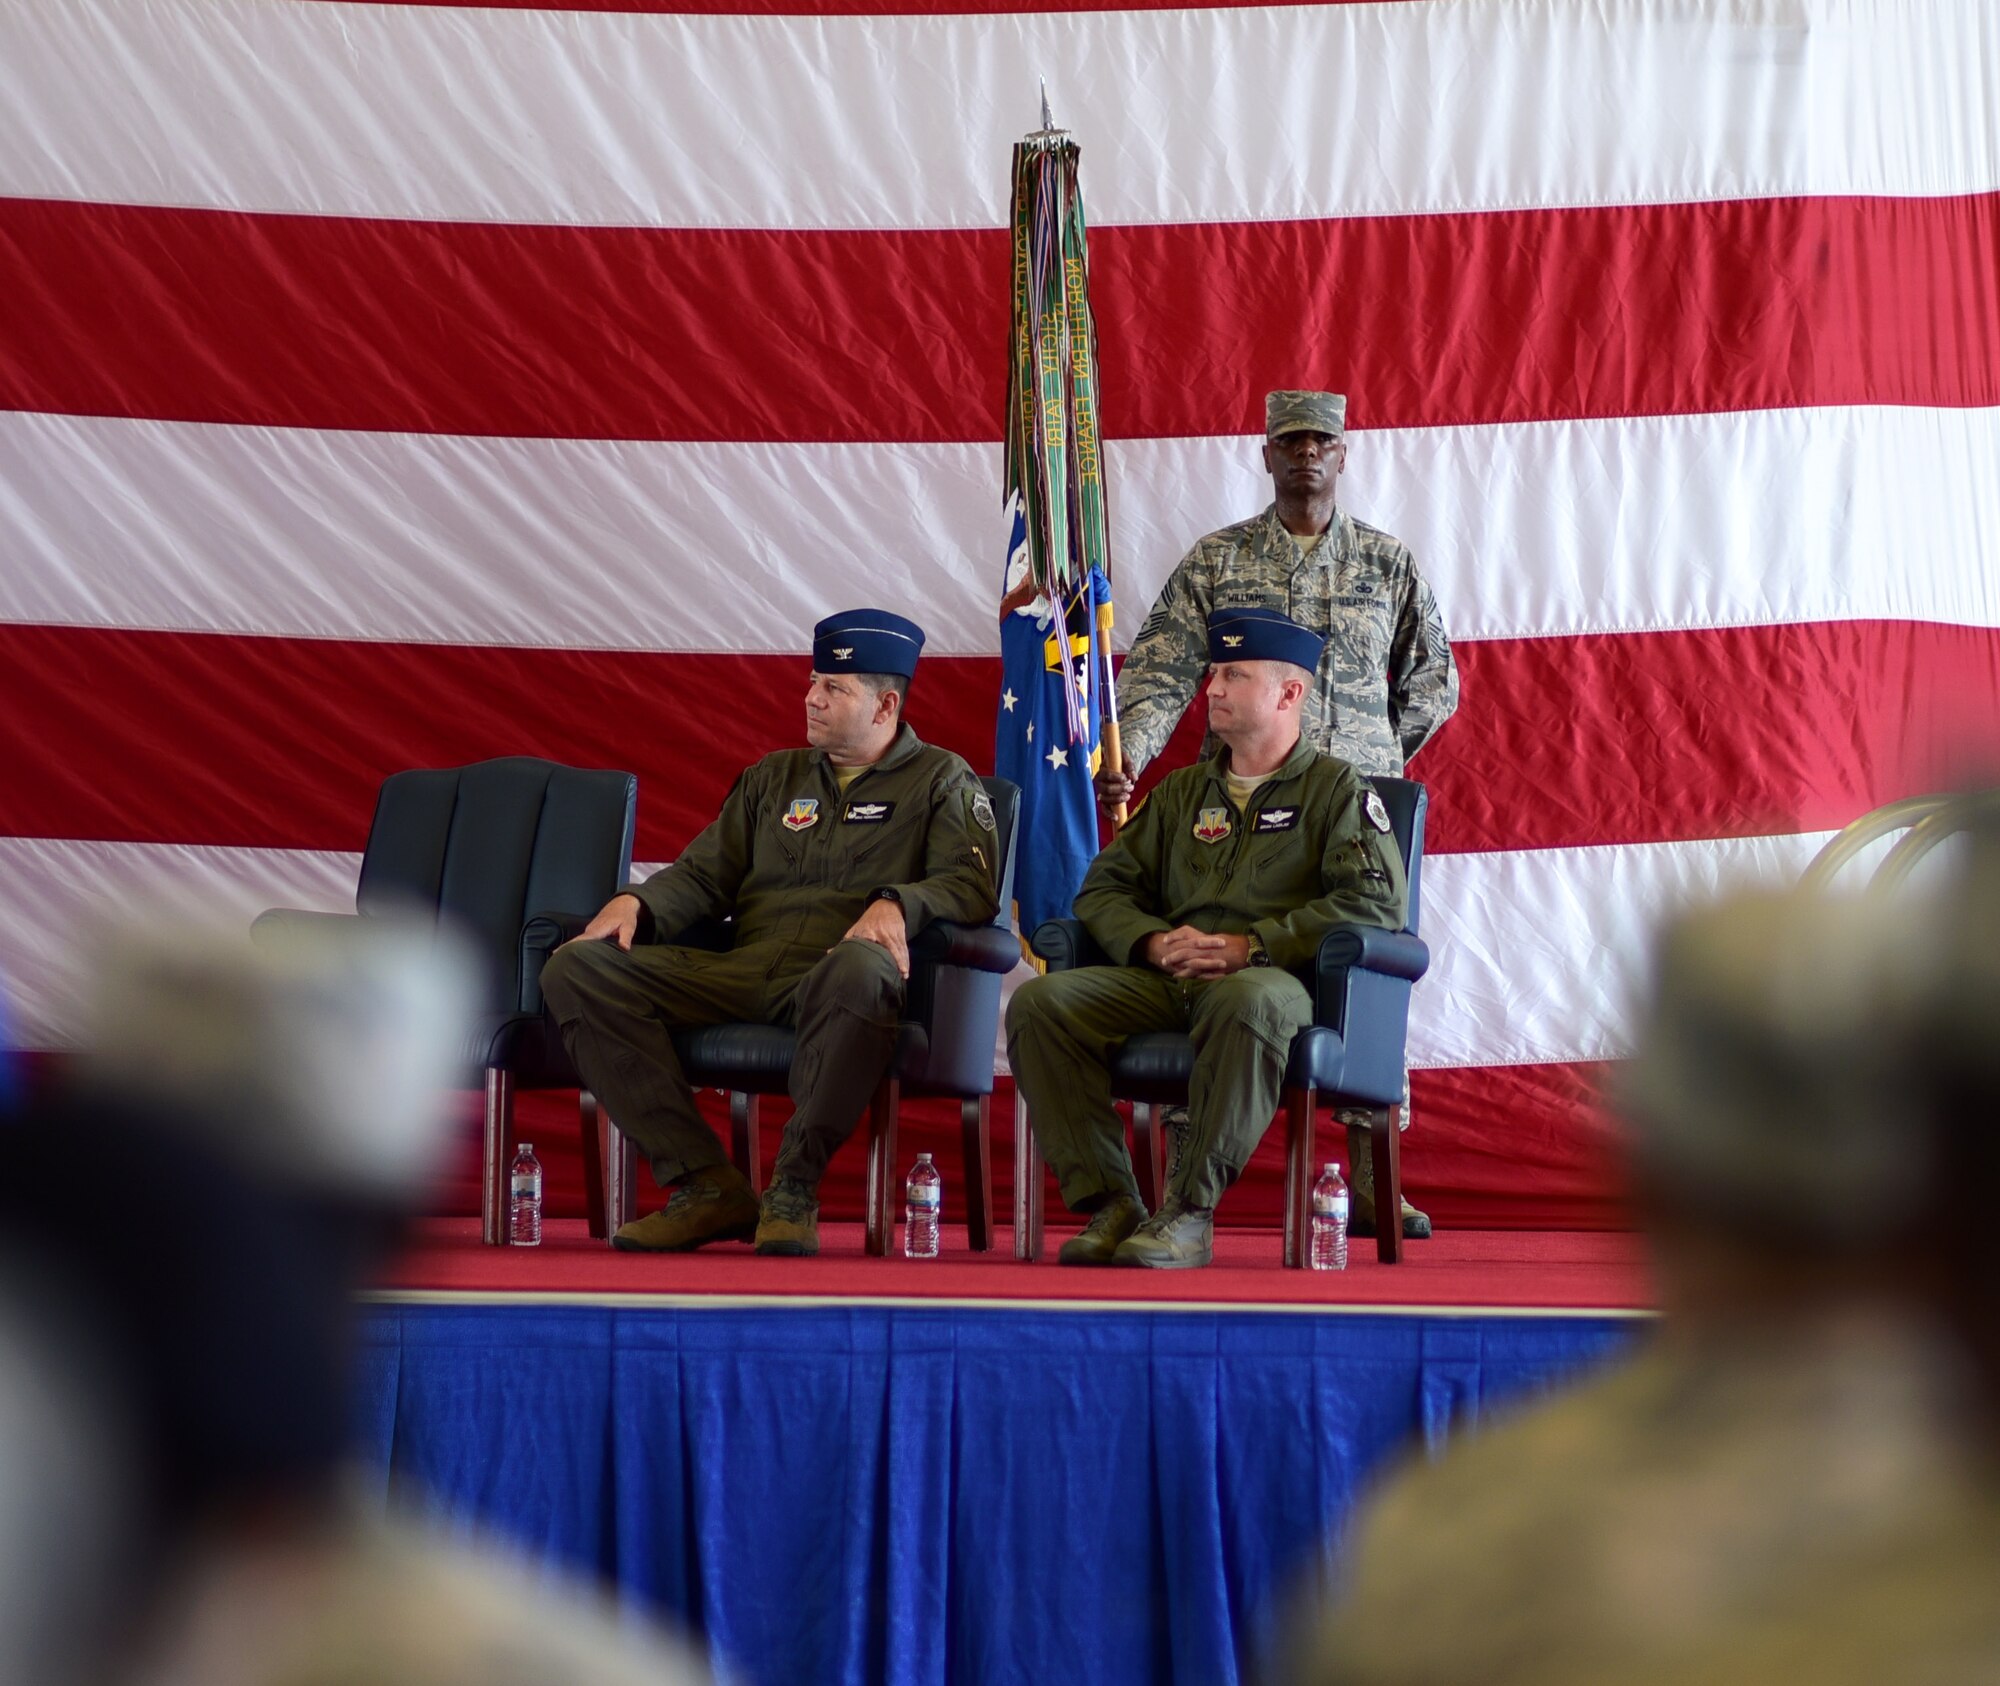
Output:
1040 78 1054 133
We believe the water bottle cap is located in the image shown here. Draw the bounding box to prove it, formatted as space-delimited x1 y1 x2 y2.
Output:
1321 1161 1340 1175
917 1152 933 1163
519 1143 534 1153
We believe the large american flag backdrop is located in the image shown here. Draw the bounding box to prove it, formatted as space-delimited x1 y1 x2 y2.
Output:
3 0 1996 1227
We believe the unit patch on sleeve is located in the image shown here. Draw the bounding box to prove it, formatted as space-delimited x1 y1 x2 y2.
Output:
1363 790 1392 834
781 798 820 832
844 801 896 824
971 790 996 832
1254 807 1299 833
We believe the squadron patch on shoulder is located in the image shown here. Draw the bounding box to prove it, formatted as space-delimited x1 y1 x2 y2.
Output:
1193 807 1232 845
971 790 996 832
843 800 895 824
1255 807 1299 833
1363 790 1392 834
782 798 820 832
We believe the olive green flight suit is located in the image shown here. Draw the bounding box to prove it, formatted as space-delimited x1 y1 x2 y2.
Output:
1007 738 1406 1211
541 724 998 1190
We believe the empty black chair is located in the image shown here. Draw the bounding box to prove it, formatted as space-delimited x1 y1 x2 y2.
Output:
1024 775 1429 1265
254 756 637 1245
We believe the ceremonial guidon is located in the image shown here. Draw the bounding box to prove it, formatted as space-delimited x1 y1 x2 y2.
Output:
541 607 998 1257
1008 606 1407 1268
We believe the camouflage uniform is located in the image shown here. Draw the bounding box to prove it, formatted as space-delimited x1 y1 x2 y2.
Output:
1118 493 1457 1197
1285 1317 2000 1686
1116 503 1458 783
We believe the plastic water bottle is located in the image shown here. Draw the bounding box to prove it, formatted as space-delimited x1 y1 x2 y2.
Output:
509 1143 543 1246
1309 1162 1349 1271
904 1153 942 1259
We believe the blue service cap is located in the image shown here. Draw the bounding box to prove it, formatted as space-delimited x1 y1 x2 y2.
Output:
1208 605 1326 671
813 608 926 681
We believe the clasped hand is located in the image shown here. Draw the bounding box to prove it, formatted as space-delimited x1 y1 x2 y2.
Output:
1142 925 1250 979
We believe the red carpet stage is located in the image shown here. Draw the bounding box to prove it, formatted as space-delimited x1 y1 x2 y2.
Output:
377 1219 1653 1313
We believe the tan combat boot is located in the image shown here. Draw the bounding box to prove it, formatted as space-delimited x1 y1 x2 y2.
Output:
611 1163 759 1252
1057 1192 1148 1266
753 1177 820 1257
1113 1195 1214 1269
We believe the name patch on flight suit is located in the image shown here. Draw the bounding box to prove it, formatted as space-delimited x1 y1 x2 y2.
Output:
782 798 820 832
1192 807 1232 844
1254 807 1299 833
844 801 896 824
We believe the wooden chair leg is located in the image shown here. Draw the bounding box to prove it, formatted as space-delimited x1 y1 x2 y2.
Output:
1283 1087 1316 1269
730 1092 762 1194
482 1068 513 1246
962 1095 994 1252
864 1076 900 1257
578 1090 607 1239
1132 1102 1164 1212
1013 1087 1043 1261
605 1115 636 1240
1371 1104 1405 1265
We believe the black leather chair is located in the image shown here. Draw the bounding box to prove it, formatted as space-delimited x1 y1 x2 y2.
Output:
584 777 1022 1255
253 757 637 1246
1023 775 1429 1265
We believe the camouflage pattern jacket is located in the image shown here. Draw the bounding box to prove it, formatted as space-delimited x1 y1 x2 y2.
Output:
1118 504 1459 779
628 725 998 952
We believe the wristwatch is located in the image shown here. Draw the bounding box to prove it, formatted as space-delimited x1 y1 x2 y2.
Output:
1246 930 1272 968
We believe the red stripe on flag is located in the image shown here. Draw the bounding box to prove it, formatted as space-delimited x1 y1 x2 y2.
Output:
8 620 2000 857
3 193 1996 442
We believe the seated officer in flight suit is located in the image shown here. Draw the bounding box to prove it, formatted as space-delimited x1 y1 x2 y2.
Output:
1007 606 1408 1268
541 609 999 1257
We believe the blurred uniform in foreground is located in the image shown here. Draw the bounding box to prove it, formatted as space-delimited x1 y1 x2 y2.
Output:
1282 847 2000 1686
0 923 715 1686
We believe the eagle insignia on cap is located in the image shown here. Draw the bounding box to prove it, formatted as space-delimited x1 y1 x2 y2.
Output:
1193 807 1232 844
1363 791 1392 834
1221 634 1244 648
782 798 821 832
832 646 854 661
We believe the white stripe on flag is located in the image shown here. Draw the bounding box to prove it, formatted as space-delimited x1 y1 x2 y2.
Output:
0 830 1872 1063
0 0 1993 229
5 406 1998 653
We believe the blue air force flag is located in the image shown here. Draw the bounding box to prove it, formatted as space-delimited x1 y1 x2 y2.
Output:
995 496 1110 937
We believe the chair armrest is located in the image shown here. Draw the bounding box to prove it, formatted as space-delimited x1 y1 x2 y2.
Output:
1030 919 1111 972
519 911 595 1013
251 908 359 943
910 921 1021 974
1315 925 1430 986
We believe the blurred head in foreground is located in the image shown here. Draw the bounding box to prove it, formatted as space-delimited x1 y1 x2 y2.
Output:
0 921 711 1686
1280 823 2000 1686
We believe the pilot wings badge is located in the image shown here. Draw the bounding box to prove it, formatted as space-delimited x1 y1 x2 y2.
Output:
782 797 821 832
1192 807 1232 844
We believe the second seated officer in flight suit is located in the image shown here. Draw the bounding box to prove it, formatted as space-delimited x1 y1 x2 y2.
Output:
1007 606 1407 1268
541 609 999 1257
